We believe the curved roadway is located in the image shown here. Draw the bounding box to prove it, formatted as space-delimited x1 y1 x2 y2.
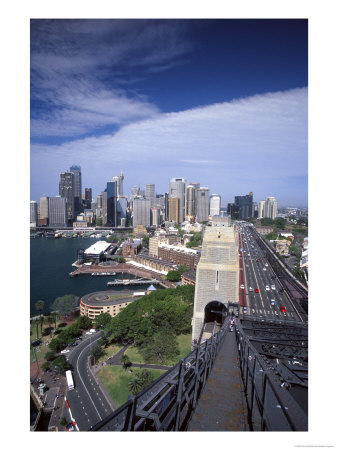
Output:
66 332 114 430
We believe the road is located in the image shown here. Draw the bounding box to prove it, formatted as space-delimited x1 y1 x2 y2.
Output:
66 332 114 430
238 223 304 322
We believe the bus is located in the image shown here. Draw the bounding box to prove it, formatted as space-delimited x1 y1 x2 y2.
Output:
66 370 74 390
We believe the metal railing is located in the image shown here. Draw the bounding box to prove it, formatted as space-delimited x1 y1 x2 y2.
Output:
91 321 228 431
235 320 308 431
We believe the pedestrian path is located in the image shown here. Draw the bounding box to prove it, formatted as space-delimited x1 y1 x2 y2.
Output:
188 326 249 431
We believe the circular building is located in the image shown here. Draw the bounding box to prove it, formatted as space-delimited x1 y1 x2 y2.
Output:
80 290 138 320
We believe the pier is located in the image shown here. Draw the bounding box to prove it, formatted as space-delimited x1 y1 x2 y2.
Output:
107 278 160 286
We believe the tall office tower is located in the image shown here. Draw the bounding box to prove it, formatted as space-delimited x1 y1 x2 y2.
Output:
69 165 82 215
151 207 161 226
131 186 140 197
39 196 49 225
146 184 155 207
106 180 118 226
209 194 221 217
113 172 124 197
82 188 92 209
102 191 107 225
30 201 38 227
196 187 210 223
258 201 265 219
48 196 68 227
169 178 187 223
234 192 253 219
59 171 75 224
252 202 259 219
186 185 196 218
164 192 169 221
155 194 165 209
168 197 180 223
97 194 103 209
263 196 278 219
117 197 128 226
133 198 151 226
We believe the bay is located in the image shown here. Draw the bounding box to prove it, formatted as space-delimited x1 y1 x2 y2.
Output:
30 237 156 317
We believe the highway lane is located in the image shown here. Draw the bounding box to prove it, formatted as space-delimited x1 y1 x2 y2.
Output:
239 223 303 322
66 332 113 430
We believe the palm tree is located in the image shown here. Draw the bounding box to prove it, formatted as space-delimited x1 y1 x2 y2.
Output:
46 315 54 337
39 315 45 336
120 354 131 370
128 376 143 395
51 311 59 331
35 300 45 318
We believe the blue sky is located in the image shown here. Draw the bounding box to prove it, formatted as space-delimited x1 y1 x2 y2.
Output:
30 19 308 206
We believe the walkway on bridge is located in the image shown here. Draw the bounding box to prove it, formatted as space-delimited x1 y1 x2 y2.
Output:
188 325 250 431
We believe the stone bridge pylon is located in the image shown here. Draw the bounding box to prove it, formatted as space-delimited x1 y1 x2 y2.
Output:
192 220 239 342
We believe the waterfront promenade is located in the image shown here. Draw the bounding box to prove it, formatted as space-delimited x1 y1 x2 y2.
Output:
70 263 176 288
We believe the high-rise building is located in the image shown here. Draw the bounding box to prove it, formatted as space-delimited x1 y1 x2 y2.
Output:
113 172 124 197
133 198 151 227
117 197 128 226
106 180 118 226
258 201 265 219
263 197 278 219
168 197 180 223
151 207 161 226
39 196 49 224
146 184 155 207
209 194 221 217
48 196 67 227
69 165 82 215
196 187 210 223
30 201 38 227
97 194 103 209
234 192 253 219
59 171 75 223
169 178 187 223
252 202 259 219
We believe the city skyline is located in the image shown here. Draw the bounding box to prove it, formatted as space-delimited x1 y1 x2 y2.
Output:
30 19 308 206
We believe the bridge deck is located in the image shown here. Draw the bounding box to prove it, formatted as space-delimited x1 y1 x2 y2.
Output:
188 326 250 431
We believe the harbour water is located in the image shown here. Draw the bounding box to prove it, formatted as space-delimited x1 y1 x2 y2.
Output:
30 237 155 317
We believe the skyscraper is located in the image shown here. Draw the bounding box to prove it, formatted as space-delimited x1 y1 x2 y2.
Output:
146 184 155 207
169 178 187 223
263 197 278 219
39 196 49 225
234 192 253 219
69 165 82 215
186 183 199 219
258 201 265 219
30 201 38 227
106 180 118 226
209 194 221 217
133 198 151 226
168 197 180 223
48 196 67 227
113 172 124 197
59 171 75 224
151 207 161 226
196 187 210 223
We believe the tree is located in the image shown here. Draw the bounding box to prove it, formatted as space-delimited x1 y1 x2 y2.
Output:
140 329 179 364
50 312 59 330
128 376 143 395
77 315 92 330
96 217 103 226
51 356 70 373
95 312 113 329
51 294 77 316
60 417 68 427
35 300 45 317
91 344 104 362
260 218 274 226
42 361 50 371
45 351 56 361
45 315 55 336
120 354 131 370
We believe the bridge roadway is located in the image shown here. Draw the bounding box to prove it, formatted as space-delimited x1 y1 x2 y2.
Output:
239 223 305 322
188 318 249 431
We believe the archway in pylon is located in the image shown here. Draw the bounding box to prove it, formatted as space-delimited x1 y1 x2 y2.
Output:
204 301 227 326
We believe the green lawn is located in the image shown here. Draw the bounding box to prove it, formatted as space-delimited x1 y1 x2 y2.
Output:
124 333 192 366
97 343 122 363
98 365 165 407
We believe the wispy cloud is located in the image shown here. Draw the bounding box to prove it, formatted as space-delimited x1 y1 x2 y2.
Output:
31 87 307 203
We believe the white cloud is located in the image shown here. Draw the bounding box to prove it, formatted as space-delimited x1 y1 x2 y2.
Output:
31 87 307 202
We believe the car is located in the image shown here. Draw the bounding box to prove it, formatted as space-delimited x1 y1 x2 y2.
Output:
263 267 266 271
280 306 287 315
249 286 253 292
66 423 75 431
271 285 276 290
75 337 82 341
85 331 93 335
270 299 276 306
61 349 70 354
279 289 284 293
243 307 247 313
69 342 78 347
247 253 250 256
89 329 97 333
31 339 42 347
240 284 245 289
265 285 270 291
265 263 268 267
246 264 249 267
255 288 259 293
